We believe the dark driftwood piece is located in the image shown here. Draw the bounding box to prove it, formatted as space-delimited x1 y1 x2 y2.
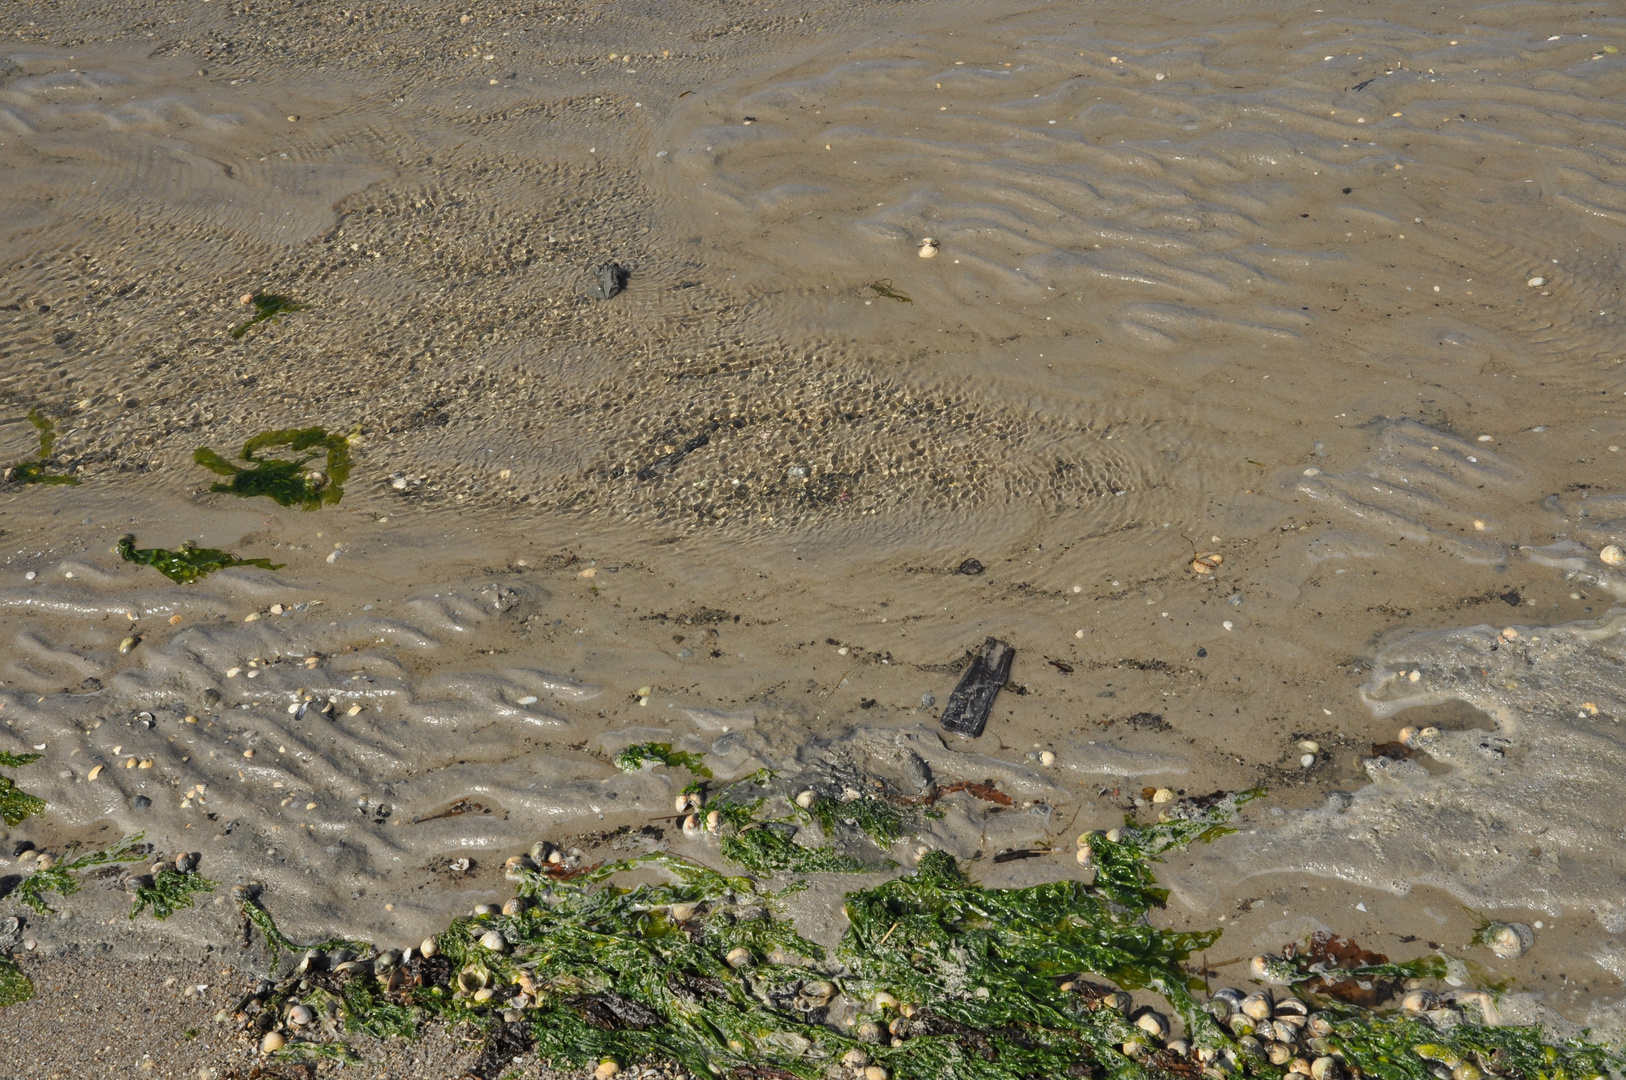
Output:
939 637 1015 738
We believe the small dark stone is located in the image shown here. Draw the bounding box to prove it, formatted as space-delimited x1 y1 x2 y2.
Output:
957 558 984 576
11 841 35 857
586 262 629 300
132 795 152 810
1196 647 1208 658
202 688 221 705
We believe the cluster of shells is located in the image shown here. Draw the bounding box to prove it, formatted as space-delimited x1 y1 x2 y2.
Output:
234 944 411 1055
121 850 201 893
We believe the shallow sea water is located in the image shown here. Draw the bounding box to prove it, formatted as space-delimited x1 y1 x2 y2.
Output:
2 0 1626 1034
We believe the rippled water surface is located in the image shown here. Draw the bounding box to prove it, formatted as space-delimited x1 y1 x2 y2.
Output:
3 0 1626 1032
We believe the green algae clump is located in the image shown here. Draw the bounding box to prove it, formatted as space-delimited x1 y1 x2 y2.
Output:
194 426 351 509
118 534 283 584
5 409 79 485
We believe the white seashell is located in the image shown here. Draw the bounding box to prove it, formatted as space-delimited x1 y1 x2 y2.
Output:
1212 987 1245 1006
1482 921 1533 959
1249 955 1296 986
1453 990 1501 1025
796 790 816 808
842 1049 870 1069
918 238 939 259
420 937 438 958
1075 846 1093 867
669 902 698 921
726 946 753 968
801 979 836 1006
502 897 529 916
472 987 495 1002
1252 1018 1278 1041
479 930 508 953
1273 997 1308 1019
595 1062 621 1080
1166 1040 1190 1057
872 991 899 1010
1241 992 1273 1020
287 1004 314 1027
1311 1056 1342 1080
1268 1043 1295 1065
1527 276 1546 287
1601 545 1625 566
676 794 693 813
1401 989 1438 1012
863 1067 890 1080
1133 1009 1168 1038
261 1031 286 1053
682 814 701 837
706 810 721 832
473 903 501 917
1151 787 1175 804
1039 750 1055 766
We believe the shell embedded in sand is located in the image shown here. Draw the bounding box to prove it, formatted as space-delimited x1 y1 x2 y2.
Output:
1481 920 1533 959
918 237 939 258
1601 544 1625 566
1249 954 1296 985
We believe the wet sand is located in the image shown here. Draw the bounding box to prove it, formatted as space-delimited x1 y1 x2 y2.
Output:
4 0 1626 1071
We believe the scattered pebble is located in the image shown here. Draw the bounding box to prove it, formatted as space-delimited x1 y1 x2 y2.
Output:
1300 754 1316 768
24 571 36 580
1407 670 1421 682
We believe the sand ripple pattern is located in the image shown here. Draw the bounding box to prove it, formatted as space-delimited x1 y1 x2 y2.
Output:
1185 609 1626 945
0 566 610 942
657 9 1626 363
1293 420 1524 563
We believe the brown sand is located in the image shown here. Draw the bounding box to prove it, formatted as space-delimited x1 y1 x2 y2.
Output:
4 0 1626 1072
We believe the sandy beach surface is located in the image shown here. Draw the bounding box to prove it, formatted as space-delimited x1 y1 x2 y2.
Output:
4 0 1626 1074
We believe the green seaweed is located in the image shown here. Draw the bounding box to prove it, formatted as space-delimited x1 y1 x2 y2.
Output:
193 426 351 509
272 1040 362 1065
5 409 79 485
0 955 32 1008
869 279 913 303
129 866 215 921
14 835 148 915
0 751 45 827
230 293 303 339
237 894 371 971
805 793 910 848
118 534 283 584
229 791 1621 1080
613 742 713 779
